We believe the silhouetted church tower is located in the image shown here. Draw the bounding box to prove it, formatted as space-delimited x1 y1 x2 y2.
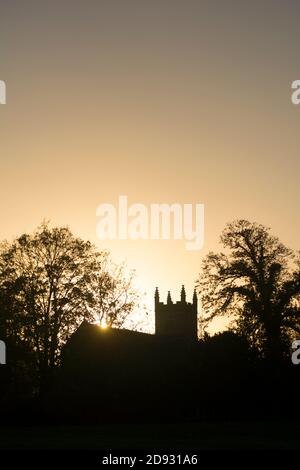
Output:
155 286 198 341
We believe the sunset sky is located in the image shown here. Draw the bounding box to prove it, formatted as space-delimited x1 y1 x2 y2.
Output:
1 1 300 332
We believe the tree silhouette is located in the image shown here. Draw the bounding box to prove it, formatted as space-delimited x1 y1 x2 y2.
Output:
89 256 139 328
0 222 139 390
197 220 300 360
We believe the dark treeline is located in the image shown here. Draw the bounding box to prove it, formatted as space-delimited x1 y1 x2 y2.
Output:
0 220 300 425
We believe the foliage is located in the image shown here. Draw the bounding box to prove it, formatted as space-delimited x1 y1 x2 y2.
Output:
197 220 300 358
0 222 140 382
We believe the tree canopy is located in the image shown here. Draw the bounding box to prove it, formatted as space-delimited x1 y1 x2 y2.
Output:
0 222 140 386
197 220 300 359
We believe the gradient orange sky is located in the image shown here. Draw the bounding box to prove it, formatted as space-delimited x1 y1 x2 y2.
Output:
1 1 299 332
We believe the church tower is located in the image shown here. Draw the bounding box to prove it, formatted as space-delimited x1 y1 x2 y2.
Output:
155 286 198 341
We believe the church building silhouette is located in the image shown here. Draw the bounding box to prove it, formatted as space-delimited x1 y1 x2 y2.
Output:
155 285 198 340
56 286 199 421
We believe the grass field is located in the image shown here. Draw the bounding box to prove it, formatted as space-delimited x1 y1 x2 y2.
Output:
1 422 300 450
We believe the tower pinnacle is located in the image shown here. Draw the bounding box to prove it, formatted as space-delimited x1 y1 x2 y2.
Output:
155 287 159 307
193 288 197 305
180 285 186 303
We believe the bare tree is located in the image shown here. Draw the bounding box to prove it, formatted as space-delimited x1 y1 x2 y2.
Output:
89 254 141 328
